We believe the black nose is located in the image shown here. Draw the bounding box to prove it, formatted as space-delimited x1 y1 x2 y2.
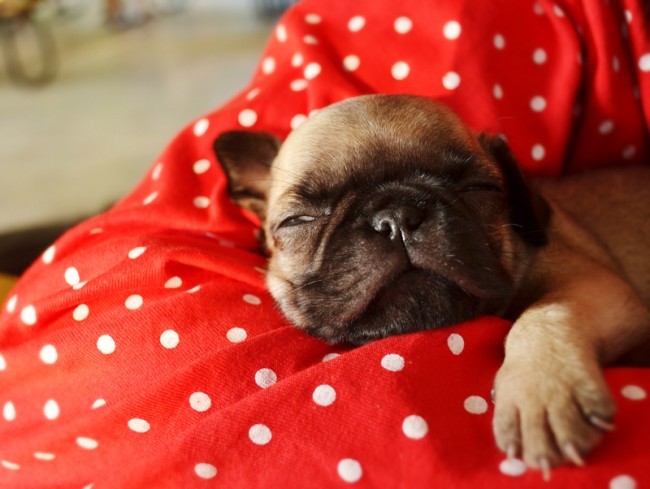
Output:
370 205 424 241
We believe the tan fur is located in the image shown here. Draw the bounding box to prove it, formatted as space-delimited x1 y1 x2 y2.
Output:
492 167 650 469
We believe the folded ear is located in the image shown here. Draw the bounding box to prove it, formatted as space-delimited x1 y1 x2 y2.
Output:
213 130 281 220
478 134 550 247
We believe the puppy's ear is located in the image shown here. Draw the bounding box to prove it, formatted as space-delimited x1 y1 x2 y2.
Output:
213 130 281 220
478 134 550 247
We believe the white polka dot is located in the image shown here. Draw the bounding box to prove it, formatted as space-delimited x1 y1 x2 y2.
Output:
337 458 362 483
249 424 272 445
442 71 461 90
44 399 60 420
34 452 55 461
76 437 98 450
493 34 505 50
128 418 150 433
6 295 17 313
499 458 527 476
303 35 319 45
276 24 287 42
89 228 103 235
189 392 211 412
64 267 80 286
610 474 637 489
246 87 260 100
92 399 106 409
305 13 321 24
128 246 146 259
226 327 247 343
125 294 143 310
343 55 360 72
553 4 565 17
304 62 321 80
322 353 340 362
291 53 303 67
533 48 547 64
443 20 461 40
0 353 5 371
394 16 412 34
533 2 544 14
238 109 257 128
262 57 275 75
381 353 404 372
621 385 646 400
624 9 633 24
391 61 410 80
530 96 547 112
160 329 179 349
464 395 488 414
164 276 182 289
599 120 615 134
290 114 308 130
531 144 546 161
447 333 465 355
20 305 37 325
193 159 210 175
348 16 365 32
3 402 16 421
493 84 504 100
1 460 19 471
243 294 261 305
143 191 158 205
73 304 89 322
195 463 217 479
193 196 211 209
612 56 620 72
193 118 209 137
622 145 637 160
290 79 308 91
97 335 116 355
402 414 429 439
73 281 87 290
42 245 55 264
152 162 163 180
40 345 57 364
187 285 201 294
255 368 277 389
313 385 336 406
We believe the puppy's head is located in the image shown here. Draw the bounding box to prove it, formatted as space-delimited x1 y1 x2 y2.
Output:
214 95 549 344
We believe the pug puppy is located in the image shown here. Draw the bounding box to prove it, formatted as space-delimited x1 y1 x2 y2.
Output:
214 94 650 476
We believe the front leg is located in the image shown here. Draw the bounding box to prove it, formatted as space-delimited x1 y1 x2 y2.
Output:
492 271 650 476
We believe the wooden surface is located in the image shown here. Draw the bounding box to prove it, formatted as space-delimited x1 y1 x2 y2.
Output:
0 273 17 302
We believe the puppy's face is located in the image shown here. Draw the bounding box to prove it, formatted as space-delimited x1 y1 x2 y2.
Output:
215 95 548 344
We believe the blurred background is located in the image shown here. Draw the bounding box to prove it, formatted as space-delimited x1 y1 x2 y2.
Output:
0 0 290 235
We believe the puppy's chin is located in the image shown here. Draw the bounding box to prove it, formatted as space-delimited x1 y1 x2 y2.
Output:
282 269 510 346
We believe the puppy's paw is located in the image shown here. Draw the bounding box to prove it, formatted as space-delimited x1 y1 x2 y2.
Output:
492 358 615 477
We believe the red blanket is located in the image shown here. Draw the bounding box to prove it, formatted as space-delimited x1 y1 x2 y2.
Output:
1 0 649 487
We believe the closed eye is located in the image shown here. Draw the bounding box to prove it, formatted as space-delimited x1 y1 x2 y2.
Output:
462 183 503 193
278 215 317 228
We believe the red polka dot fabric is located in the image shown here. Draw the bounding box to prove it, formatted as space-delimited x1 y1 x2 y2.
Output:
1 0 649 487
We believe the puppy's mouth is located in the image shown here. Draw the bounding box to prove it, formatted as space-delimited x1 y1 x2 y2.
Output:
302 267 487 345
